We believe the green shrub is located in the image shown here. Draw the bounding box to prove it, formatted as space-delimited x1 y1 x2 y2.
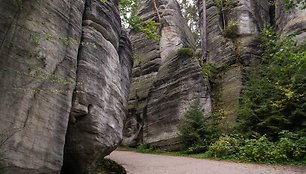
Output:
273 130 306 162
237 27 306 140
201 63 218 79
222 20 238 38
239 135 275 162
136 143 155 153
206 131 306 164
178 47 194 57
178 101 221 154
207 134 243 159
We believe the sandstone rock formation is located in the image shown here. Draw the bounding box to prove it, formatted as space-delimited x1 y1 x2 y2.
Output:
205 0 271 132
275 0 306 41
62 0 133 173
0 0 132 173
123 0 212 149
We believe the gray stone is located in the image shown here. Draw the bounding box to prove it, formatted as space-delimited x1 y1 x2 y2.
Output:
62 0 132 173
0 0 132 173
0 0 85 173
275 0 306 42
205 0 270 133
123 0 211 149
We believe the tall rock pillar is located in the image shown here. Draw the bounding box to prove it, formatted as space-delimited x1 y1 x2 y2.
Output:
123 0 212 150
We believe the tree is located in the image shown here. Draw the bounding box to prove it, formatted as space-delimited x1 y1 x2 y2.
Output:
198 0 207 63
237 28 306 140
178 101 220 153
179 0 200 46
119 0 160 40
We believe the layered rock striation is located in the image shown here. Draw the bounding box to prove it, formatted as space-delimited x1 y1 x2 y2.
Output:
0 0 132 173
123 0 211 149
204 0 271 132
275 0 306 41
62 0 133 173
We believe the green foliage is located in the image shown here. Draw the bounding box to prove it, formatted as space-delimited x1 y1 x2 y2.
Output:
177 47 194 57
136 143 155 153
206 131 306 164
214 0 237 11
119 0 160 41
179 0 200 46
239 135 276 162
237 27 306 140
201 63 218 79
283 0 306 9
222 20 238 38
207 134 243 159
178 101 219 153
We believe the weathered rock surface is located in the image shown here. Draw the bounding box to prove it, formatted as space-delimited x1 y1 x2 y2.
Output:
205 0 270 131
62 0 133 174
275 0 306 42
123 0 211 149
0 0 85 173
0 0 132 173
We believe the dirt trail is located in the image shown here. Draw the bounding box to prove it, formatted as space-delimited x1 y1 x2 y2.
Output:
106 150 306 174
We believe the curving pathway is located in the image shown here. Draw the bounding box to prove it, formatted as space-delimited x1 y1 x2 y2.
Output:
107 150 306 174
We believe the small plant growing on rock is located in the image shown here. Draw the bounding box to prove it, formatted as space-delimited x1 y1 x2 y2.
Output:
177 47 194 57
222 20 238 38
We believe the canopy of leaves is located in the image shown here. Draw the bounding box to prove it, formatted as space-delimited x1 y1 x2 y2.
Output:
119 0 160 41
237 27 306 140
283 0 306 9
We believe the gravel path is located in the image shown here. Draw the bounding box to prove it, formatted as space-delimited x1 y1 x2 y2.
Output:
106 150 306 174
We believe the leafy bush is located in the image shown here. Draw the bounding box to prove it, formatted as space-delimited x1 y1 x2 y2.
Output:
207 134 243 159
136 143 155 153
201 63 218 79
272 130 306 163
222 20 238 38
237 27 306 140
239 135 275 162
178 47 194 57
206 131 306 164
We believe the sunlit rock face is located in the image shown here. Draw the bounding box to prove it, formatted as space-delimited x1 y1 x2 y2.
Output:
0 0 132 173
123 0 211 150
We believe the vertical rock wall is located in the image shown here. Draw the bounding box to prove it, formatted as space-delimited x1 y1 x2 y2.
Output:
0 0 85 173
0 0 132 173
205 0 270 132
275 0 306 41
123 0 211 149
62 0 133 173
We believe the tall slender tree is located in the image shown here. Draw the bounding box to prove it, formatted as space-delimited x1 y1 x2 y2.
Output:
198 0 207 63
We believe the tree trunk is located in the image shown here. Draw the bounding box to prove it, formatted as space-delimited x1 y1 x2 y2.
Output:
153 0 161 21
199 0 206 64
